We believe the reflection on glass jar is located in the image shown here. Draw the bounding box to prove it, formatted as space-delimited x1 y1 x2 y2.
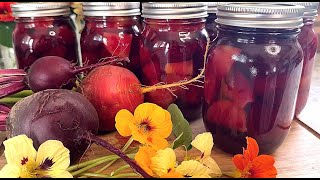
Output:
141 2 209 121
80 2 142 78
203 3 304 154
11 2 78 70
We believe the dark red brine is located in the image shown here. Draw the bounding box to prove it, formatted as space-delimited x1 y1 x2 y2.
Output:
141 2 209 120
80 2 142 78
11 2 78 70
293 2 319 116
203 3 305 154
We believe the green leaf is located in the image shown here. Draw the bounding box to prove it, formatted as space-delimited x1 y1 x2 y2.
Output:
0 22 15 48
167 104 193 150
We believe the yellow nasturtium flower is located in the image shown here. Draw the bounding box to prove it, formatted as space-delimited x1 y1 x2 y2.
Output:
115 103 172 150
0 135 72 178
191 132 222 177
176 160 212 178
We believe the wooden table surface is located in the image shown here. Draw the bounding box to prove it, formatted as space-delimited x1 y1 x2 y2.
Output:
0 59 320 178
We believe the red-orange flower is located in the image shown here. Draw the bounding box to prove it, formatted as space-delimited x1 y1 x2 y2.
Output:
232 137 277 178
0 2 16 22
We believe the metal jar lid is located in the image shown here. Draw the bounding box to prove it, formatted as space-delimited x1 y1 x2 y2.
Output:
82 2 140 17
205 2 229 14
283 2 319 21
11 2 70 18
216 3 305 29
142 2 208 19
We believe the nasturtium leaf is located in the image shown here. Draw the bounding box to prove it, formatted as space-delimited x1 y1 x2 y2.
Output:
167 104 193 150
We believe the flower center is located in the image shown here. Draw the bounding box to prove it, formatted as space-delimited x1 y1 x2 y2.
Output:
139 121 152 133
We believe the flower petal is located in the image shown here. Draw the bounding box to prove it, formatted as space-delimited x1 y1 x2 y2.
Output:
245 137 259 161
149 109 172 138
250 155 277 178
160 170 184 178
191 132 213 157
176 160 211 178
148 135 169 150
0 164 21 178
3 135 37 167
134 146 157 177
36 140 70 171
115 109 134 137
133 103 159 124
232 154 249 172
201 156 222 177
151 148 176 177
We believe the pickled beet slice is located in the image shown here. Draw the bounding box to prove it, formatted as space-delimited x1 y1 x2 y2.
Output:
208 45 241 78
57 24 76 44
207 100 247 132
141 60 161 85
103 32 132 58
164 60 193 76
204 59 220 105
167 41 195 62
47 46 67 57
178 85 202 106
139 42 153 67
222 68 253 108
145 89 176 109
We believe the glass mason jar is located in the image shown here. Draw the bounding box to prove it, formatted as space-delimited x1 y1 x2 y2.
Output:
203 3 304 154
292 3 319 116
81 2 142 78
11 2 79 70
204 2 228 45
141 2 209 121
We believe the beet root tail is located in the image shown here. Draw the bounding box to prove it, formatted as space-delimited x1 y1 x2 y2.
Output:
86 134 152 178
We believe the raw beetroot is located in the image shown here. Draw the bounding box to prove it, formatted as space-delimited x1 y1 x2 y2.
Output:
6 89 99 162
80 65 144 132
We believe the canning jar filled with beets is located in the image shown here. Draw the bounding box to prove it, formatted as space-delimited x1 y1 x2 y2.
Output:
203 3 304 154
141 2 209 121
80 2 142 78
11 2 78 70
292 3 319 116
204 2 228 44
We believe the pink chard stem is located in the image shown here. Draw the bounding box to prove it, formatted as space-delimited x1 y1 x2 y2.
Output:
0 82 27 99
0 76 25 85
0 69 26 76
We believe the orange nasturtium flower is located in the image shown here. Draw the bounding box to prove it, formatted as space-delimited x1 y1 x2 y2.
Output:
115 103 172 150
232 137 278 178
0 135 72 178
